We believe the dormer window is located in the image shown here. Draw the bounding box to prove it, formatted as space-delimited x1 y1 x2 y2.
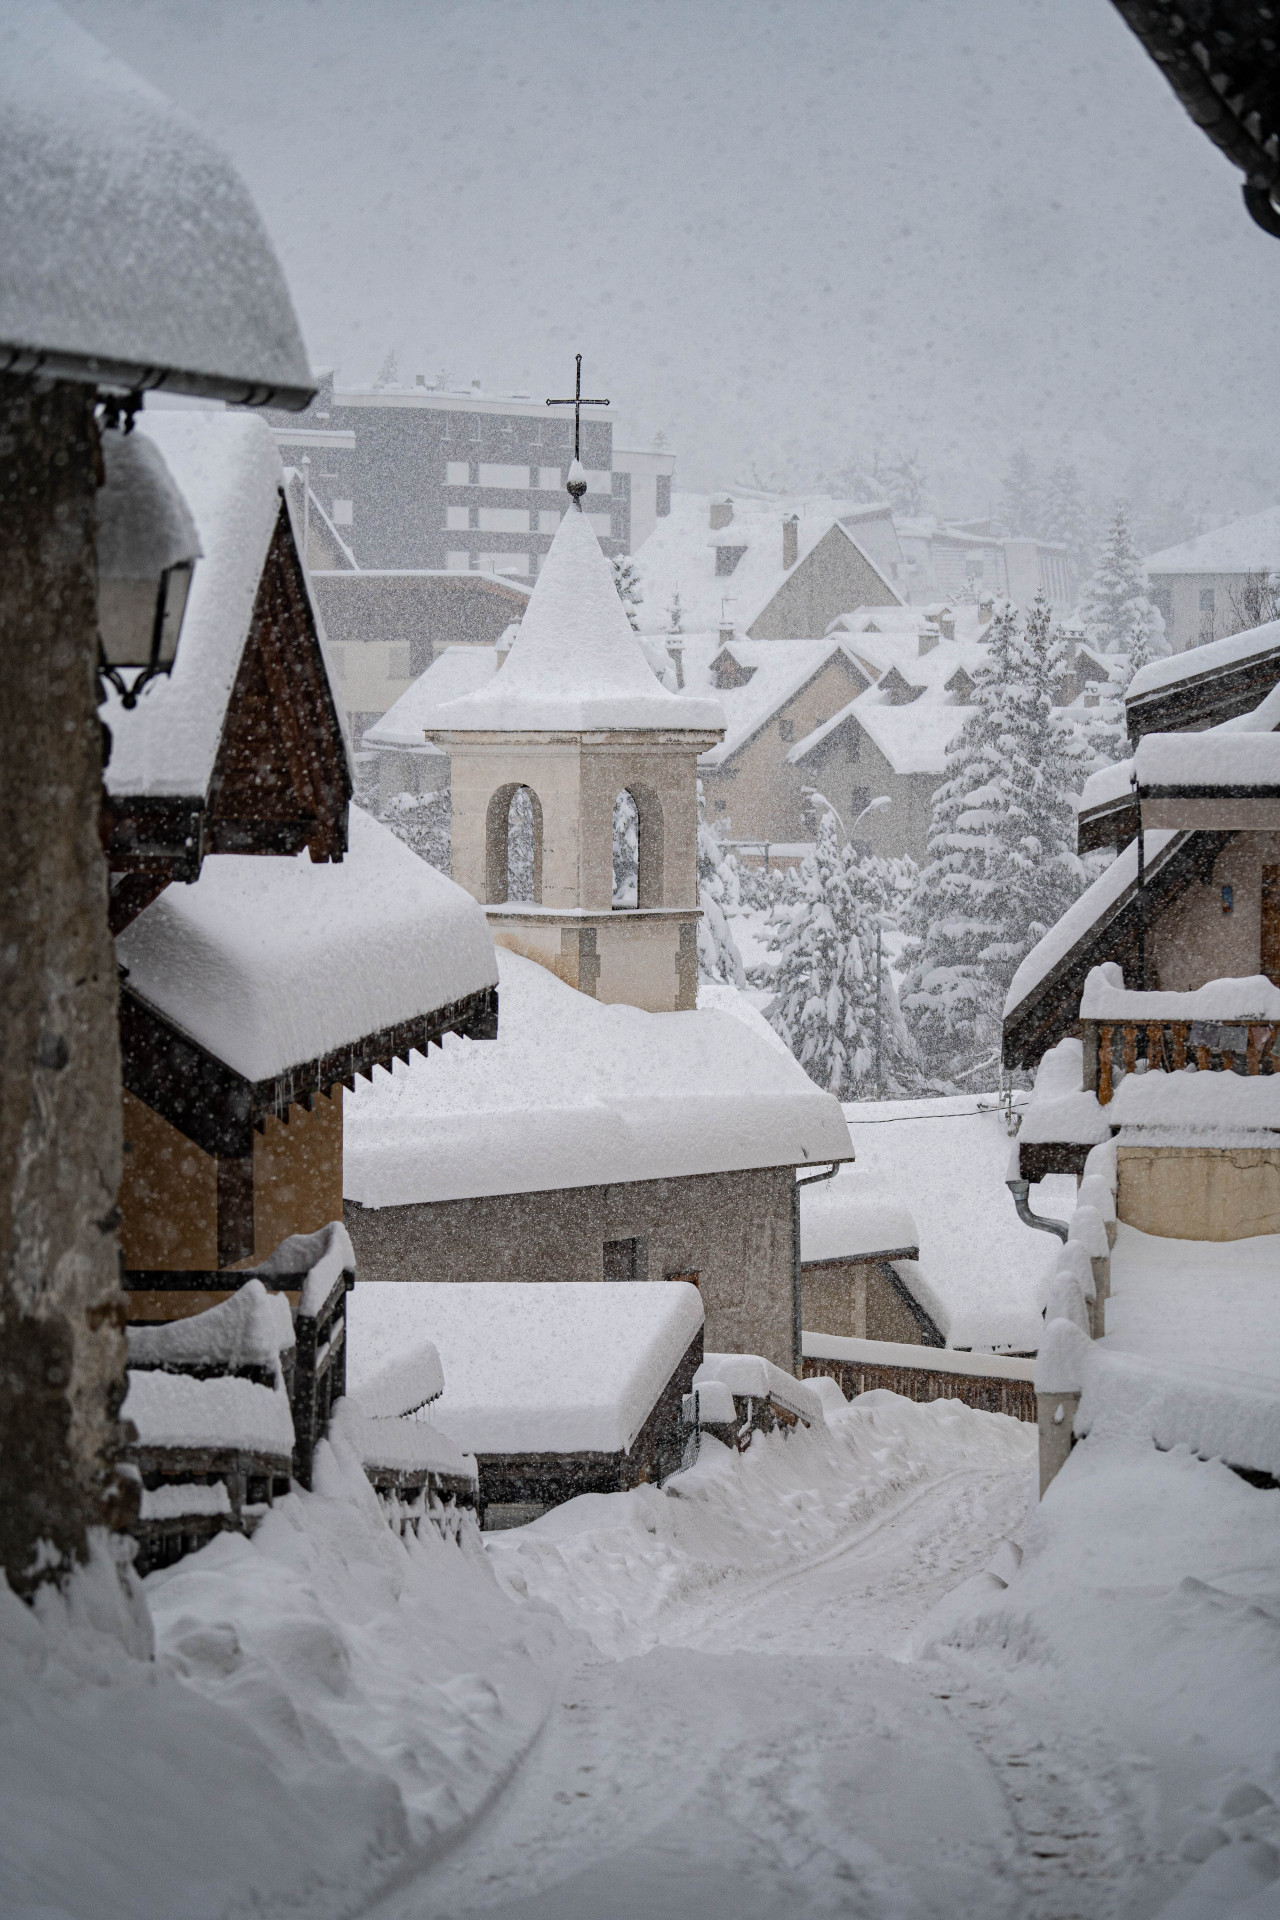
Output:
710 647 756 690
715 544 749 576
878 666 926 706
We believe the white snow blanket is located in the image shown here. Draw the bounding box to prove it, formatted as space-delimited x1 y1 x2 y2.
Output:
117 806 497 1080
344 948 851 1206
430 507 724 732
1127 612 1280 700
346 1281 704 1457
327 1399 475 1482
1108 1069 1280 1133
1081 963 1280 1023
0 0 310 397
836 1096 1058 1350
102 413 299 798
1017 1037 1113 1146
1136 730 1280 790
800 1170 918 1262
695 1353 825 1426
121 1369 295 1457
126 1279 294 1376
803 1332 1036 1382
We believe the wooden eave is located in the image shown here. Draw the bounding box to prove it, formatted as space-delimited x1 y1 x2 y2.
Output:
120 978 499 1159
1001 829 1232 1069
1126 644 1280 744
103 496 352 930
1077 792 1140 855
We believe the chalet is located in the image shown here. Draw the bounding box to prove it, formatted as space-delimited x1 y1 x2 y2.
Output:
346 1281 705 1527
1004 620 1280 1243
1143 511 1280 653
798 1177 935 1344
103 413 498 1317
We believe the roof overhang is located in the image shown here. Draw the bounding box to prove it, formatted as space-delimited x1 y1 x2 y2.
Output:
0 342 315 412
1127 642 1280 742
1140 789 1280 831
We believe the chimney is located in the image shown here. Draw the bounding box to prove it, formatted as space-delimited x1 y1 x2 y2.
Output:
782 513 799 571
666 639 685 689
938 608 955 641
918 623 940 656
709 493 734 531
718 623 735 649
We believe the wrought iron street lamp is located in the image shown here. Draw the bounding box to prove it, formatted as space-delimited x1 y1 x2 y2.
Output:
96 421 201 708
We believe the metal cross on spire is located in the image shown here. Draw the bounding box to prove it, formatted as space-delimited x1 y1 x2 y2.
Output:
546 353 609 506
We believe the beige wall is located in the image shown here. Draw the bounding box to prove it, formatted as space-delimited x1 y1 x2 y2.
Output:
747 524 899 640
1152 832 1280 989
796 722 939 865
1150 571 1258 654
345 1163 797 1368
801 1257 932 1342
488 911 698 1012
700 654 869 843
1117 1144 1280 1240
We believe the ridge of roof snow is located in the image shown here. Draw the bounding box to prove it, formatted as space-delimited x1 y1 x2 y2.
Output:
1144 507 1280 576
676 636 863 767
363 646 498 751
1126 617 1280 702
116 806 497 1081
0 0 312 405
427 508 724 732
344 948 852 1207
101 412 295 799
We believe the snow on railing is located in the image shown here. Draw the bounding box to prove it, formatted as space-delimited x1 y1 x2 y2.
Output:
1080 966 1280 1105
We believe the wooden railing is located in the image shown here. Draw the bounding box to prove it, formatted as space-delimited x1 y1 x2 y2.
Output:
1082 1018 1280 1105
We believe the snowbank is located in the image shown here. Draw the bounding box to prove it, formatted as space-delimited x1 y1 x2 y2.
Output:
121 1368 295 1456
429 509 724 732
347 1281 704 1456
126 1278 294 1376
117 806 497 1081
344 948 851 1206
1136 730 1280 790
695 1352 825 1425
1080 964 1280 1022
0 0 311 402
1010 1036 1114 1147
837 1096 1056 1350
102 412 296 798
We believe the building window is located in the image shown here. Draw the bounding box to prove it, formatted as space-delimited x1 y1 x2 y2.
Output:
445 461 470 486
388 644 411 679
587 514 613 538
1200 587 1216 612
478 463 531 489
445 551 470 570
331 498 353 526
603 1237 648 1282
583 469 612 495
445 505 470 531
537 509 561 534
664 1269 699 1287
1151 586 1172 625
478 507 530 533
656 475 671 517
535 467 563 489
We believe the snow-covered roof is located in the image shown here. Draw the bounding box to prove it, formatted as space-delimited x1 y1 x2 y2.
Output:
0 1 312 407
346 1280 704 1455
1016 1039 1112 1148
1004 830 1179 1023
678 636 862 767
126 1280 294 1375
102 412 302 799
634 490 905 638
116 807 497 1081
799 1173 918 1262
363 647 498 752
1079 756 1136 813
1135 730 1280 789
1145 508 1280 576
1127 618 1280 702
1080 964 1280 1021
427 509 724 733
846 690 974 776
344 948 852 1208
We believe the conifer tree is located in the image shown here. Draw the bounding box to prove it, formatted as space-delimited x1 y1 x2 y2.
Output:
611 554 643 631
1040 461 1093 578
765 804 914 1098
1077 505 1167 659
1001 448 1043 538
667 589 684 635
696 785 745 986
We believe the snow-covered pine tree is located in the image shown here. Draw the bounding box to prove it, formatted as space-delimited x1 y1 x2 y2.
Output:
874 451 928 517
375 786 451 873
765 804 914 1098
611 554 643 631
1077 505 1167 660
667 589 684 635
1040 461 1093 579
696 784 745 987
1001 448 1042 538
900 598 1083 1084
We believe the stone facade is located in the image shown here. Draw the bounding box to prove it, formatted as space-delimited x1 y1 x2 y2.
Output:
345 1164 797 1369
0 376 131 1593
1117 1144 1280 1241
800 1256 942 1344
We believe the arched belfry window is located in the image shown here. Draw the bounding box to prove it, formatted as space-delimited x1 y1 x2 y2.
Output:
612 786 664 909
485 783 543 904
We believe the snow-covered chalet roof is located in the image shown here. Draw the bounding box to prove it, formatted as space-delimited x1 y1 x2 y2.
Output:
102 411 313 800
1080 963 1280 1021
633 490 905 637
675 636 865 767
1144 507 1280 576
0 0 313 407
1135 728 1280 790
116 806 497 1081
1126 617 1280 703
799 1174 918 1263
363 646 499 752
346 1280 705 1456
344 948 852 1208
427 508 724 733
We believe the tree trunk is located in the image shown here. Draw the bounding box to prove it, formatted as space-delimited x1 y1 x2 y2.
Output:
0 373 130 1596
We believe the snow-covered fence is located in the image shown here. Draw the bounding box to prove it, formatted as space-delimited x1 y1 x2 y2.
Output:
1079 969 1280 1103
801 1334 1037 1423
685 1354 826 1455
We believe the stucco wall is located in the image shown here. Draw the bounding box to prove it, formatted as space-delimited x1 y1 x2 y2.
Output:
747 524 899 640
1152 832 1280 988
700 653 869 842
345 1163 796 1368
1117 1145 1280 1240
801 1257 936 1342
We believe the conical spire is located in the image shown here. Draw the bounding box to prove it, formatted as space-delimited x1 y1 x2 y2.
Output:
432 510 724 732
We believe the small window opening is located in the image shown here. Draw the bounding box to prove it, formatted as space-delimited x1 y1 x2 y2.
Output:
508 787 536 902
603 1237 648 1282
613 790 638 907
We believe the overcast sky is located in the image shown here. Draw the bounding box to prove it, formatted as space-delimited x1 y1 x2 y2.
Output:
72 0 1280 521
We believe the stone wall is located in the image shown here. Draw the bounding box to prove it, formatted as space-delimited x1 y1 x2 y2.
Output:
801 1256 941 1344
345 1163 796 1368
1117 1144 1280 1240
0 375 130 1593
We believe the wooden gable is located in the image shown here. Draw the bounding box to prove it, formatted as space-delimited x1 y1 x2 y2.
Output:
103 499 351 931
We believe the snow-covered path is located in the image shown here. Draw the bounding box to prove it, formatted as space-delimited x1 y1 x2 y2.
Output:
365 1431 1148 1920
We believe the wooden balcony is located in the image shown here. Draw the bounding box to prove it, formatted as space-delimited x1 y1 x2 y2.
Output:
1082 1017 1280 1105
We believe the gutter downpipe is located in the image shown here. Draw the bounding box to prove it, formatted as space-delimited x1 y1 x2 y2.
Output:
1006 1177 1069 1243
792 1162 841 1375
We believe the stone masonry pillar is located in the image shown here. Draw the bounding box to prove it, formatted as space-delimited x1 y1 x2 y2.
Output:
0 373 130 1596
